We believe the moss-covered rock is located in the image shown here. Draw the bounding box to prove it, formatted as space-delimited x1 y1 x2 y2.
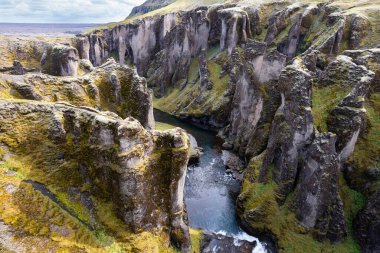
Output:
41 44 79 76
0 58 154 129
0 99 191 252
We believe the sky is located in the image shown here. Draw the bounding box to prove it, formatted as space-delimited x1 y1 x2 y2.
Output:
0 0 146 24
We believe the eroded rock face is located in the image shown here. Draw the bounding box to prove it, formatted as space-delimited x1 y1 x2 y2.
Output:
259 59 314 202
41 44 79 76
0 100 191 251
355 188 380 253
293 132 346 242
226 40 286 158
0 58 154 129
324 55 375 161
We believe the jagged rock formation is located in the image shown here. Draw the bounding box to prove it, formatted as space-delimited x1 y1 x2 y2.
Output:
325 56 374 161
0 99 190 252
236 47 378 251
41 44 79 76
292 132 346 242
0 1 379 252
260 59 314 202
0 58 154 129
224 40 286 157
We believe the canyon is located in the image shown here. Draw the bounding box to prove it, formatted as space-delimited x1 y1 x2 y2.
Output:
0 0 379 252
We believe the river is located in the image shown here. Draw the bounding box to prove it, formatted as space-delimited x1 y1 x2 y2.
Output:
154 109 268 253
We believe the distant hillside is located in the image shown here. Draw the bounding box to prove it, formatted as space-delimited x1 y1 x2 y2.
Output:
127 0 176 18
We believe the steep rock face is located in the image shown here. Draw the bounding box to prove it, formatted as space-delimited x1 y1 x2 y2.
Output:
293 132 346 242
225 40 286 158
259 59 314 202
236 48 379 251
0 58 154 129
324 55 375 161
0 100 191 251
77 2 368 90
355 188 380 253
218 7 253 55
72 1 376 153
41 44 79 77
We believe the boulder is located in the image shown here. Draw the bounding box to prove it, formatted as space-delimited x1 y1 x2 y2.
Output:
12 60 25 75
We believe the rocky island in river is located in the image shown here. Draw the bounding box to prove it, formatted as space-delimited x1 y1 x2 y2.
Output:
0 0 379 252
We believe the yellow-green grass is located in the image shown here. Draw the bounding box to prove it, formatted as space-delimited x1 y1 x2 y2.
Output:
189 229 203 253
156 122 176 131
312 85 351 131
348 92 380 190
154 56 229 118
240 153 363 253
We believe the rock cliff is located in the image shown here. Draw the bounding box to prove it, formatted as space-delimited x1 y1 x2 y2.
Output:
72 1 379 251
0 0 379 252
0 100 190 252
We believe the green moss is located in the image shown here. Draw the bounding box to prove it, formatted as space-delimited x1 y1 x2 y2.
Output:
348 92 380 191
55 191 93 226
156 122 176 131
240 153 362 253
189 229 202 253
312 85 351 131
154 55 230 120
339 174 366 234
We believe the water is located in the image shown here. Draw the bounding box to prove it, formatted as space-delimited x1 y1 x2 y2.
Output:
154 109 267 253
0 23 99 37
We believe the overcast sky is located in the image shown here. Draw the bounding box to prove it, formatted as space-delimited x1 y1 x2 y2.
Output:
0 0 146 23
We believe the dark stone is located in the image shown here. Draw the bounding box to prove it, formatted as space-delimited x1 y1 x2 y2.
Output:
200 231 257 253
355 188 380 253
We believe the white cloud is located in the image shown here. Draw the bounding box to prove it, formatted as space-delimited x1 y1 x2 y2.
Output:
0 0 146 23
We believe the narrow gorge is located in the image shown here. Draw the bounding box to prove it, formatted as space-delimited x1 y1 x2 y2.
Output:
0 0 379 252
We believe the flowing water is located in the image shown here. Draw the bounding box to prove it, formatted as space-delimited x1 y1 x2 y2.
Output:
154 109 268 253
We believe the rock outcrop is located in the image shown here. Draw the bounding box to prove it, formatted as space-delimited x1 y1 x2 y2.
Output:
0 58 154 129
0 100 191 252
293 132 346 242
41 44 79 76
326 56 374 161
259 59 314 202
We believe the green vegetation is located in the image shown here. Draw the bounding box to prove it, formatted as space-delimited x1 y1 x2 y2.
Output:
339 174 366 235
239 155 363 253
348 92 380 191
189 229 203 253
154 53 230 120
0 100 187 252
156 122 176 131
312 85 351 131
